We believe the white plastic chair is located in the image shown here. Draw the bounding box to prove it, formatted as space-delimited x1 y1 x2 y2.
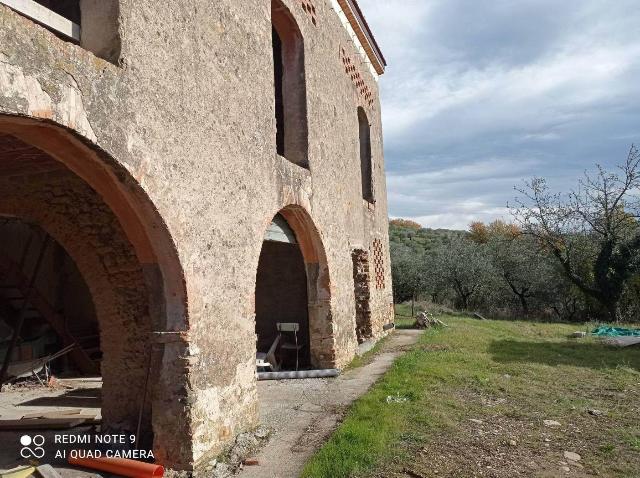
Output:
277 322 304 371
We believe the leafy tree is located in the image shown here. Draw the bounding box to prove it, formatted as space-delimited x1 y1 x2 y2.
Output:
390 243 426 310
427 238 494 310
512 145 640 321
469 220 520 244
468 221 489 244
389 222 466 255
389 219 423 230
486 234 556 315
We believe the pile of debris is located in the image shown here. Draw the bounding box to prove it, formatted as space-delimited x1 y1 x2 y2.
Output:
202 426 271 477
414 312 448 329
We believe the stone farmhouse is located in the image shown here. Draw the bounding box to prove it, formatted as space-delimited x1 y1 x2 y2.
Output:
0 0 392 473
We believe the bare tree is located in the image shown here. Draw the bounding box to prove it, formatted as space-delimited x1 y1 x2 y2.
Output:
512 145 640 321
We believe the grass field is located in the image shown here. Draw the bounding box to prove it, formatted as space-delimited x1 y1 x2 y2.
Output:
302 314 640 478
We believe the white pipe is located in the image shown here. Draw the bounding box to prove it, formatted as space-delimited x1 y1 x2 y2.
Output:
257 369 340 380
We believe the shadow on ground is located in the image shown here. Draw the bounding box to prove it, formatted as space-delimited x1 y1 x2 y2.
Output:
489 339 640 370
19 387 101 408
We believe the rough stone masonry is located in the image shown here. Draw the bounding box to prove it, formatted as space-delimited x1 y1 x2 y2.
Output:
0 0 393 474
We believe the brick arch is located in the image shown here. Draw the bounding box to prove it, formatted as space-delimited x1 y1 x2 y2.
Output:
0 116 187 329
0 115 191 468
260 204 335 367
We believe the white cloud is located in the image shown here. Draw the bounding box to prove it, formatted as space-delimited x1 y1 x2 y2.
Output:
358 0 640 228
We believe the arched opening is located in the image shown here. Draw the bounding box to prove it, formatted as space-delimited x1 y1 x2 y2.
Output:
0 220 100 376
0 116 190 467
255 207 334 370
272 0 309 168
358 107 373 203
255 214 310 369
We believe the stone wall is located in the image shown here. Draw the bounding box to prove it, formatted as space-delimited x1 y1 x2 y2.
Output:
0 0 394 472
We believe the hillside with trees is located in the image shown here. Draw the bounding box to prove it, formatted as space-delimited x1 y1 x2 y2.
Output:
390 146 640 322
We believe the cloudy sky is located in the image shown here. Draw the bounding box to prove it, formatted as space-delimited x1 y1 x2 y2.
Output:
358 0 640 230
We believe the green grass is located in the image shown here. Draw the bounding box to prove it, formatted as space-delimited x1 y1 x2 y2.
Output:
392 302 415 329
345 335 390 371
302 316 640 478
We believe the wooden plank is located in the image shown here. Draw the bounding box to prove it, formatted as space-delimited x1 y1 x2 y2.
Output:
21 409 82 419
35 465 62 478
0 0 80 40
37 413 97 422
0 466 36 478
0 418 87 430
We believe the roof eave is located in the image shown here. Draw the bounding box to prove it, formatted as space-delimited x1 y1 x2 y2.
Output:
337 0 387 75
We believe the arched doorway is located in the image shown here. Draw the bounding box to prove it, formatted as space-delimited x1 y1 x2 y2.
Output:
0 116 190 466
254 206 334 369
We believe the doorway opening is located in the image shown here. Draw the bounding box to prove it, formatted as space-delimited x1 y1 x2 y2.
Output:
0 119 189 466
0 219 100 378
255 214 310 369
254 208 335 371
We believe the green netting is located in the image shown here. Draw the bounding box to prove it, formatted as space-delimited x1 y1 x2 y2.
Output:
591 326 640 337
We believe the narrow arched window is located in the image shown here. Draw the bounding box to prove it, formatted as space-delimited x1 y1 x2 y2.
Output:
272 0 309 168
358 107 373 202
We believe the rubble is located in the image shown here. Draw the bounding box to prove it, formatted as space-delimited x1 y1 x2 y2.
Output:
414 312 448 329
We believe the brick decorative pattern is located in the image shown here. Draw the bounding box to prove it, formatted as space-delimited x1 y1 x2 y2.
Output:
371 238 385 289
299 0 317 25
340 46 375 108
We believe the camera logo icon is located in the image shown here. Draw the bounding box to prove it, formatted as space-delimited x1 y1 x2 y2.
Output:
20 434 45 459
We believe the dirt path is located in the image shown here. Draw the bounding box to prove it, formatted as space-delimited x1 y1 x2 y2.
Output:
237 329 422 478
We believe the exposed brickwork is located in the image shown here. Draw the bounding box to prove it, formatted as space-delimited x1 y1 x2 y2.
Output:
351 248 372 343
371 238 385 290
0 133 64 176
0 138 153 439
298 0 317 25
341 46 375 108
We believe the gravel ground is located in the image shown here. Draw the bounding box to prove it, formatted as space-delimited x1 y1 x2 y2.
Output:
0 331 422 477
236 330 423 478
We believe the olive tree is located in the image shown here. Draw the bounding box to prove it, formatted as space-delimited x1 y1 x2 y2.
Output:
390 242 427 313
487 234 557 315
427 237 495 310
